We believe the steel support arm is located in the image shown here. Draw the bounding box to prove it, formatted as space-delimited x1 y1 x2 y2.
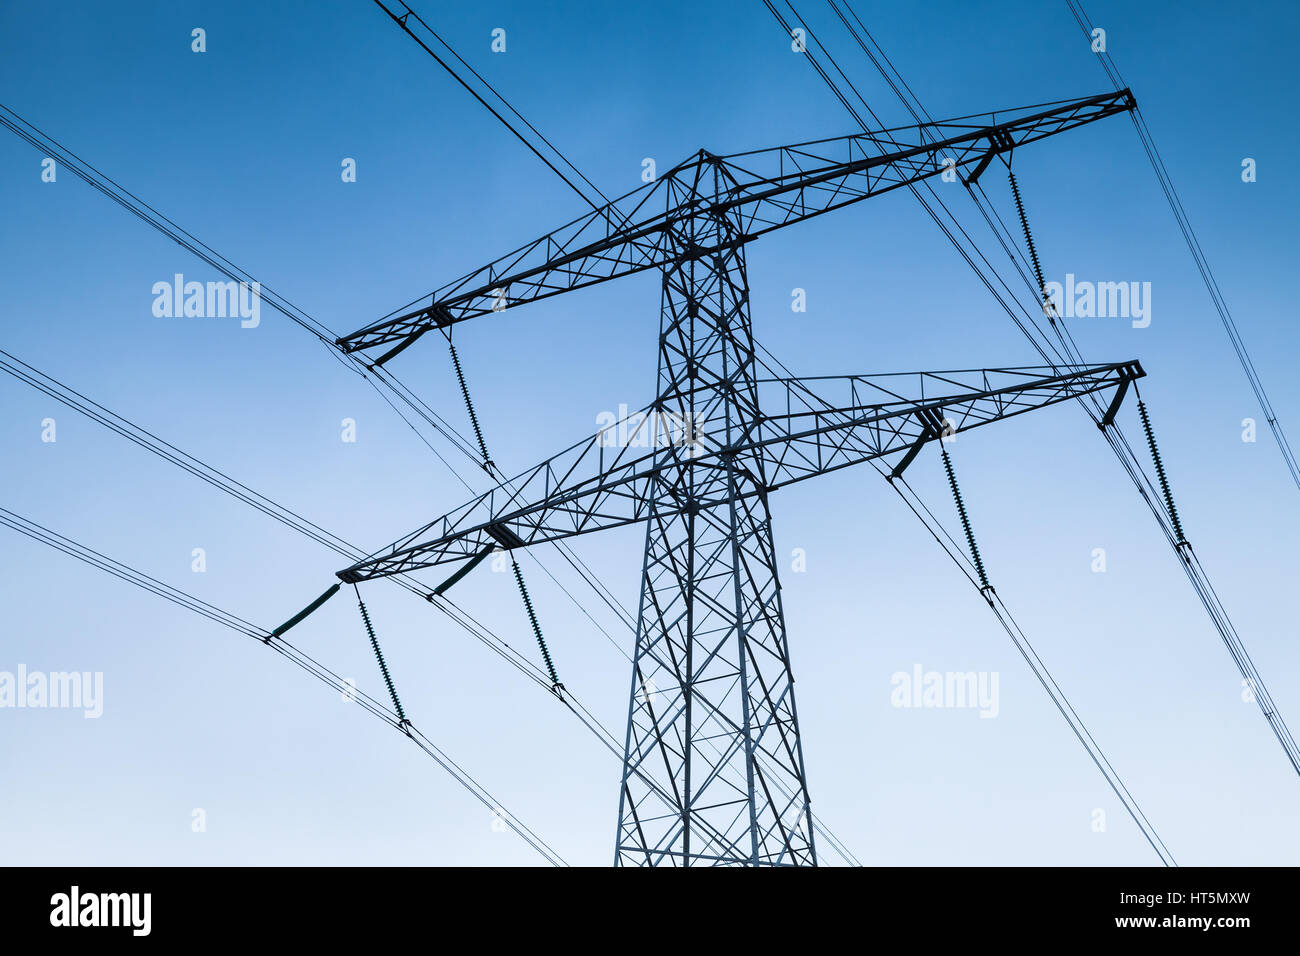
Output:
337 90 1134 358
337 361 1143 582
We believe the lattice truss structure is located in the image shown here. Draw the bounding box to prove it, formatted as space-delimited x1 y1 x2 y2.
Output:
336 91 1140 865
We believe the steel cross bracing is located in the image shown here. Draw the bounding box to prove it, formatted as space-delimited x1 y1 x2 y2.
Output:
336 89 1133 358
337 361 1143 582
335 90 1138 866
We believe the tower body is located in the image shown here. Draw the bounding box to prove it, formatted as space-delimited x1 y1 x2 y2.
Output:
615 160 817 866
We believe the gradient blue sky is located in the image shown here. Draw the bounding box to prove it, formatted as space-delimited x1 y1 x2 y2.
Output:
2 0 1297 866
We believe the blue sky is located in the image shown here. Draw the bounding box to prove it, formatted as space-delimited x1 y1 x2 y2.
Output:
1 0 1297 866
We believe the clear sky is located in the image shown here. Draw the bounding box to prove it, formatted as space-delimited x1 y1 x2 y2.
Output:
1 0 1297 866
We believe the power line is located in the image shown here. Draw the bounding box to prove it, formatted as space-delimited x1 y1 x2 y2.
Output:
0 102 619 701
372 0 610 212
748 0 1300 857
890 470 1177 866
1062 0 1300 493
764 2 1181 860
0 102 486 474
0 504 569 867
0 344 569 696
0 41 639 713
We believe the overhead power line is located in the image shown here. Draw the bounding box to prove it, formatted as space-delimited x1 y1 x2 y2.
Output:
0 101 485 478
372 0 611 212
0 505 568 867
796 0 1300 781
755 0 1180 861
1063 0 1300 494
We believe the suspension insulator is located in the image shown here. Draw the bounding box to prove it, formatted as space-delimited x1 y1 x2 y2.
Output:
356 590 407 724
513 559 560 691
448 337 494 473
1008 169 1049 312
1137 400 1188 546
940 446 991 593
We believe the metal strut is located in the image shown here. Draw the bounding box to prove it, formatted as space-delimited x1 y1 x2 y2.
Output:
1136 398 1188 548
355 586 408 726
431 544 494 596
266 582 341 642
940 445 993 597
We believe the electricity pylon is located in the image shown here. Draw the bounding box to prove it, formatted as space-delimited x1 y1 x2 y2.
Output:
336 90 1140 866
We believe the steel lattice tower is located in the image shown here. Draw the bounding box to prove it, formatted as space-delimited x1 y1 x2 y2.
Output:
335 90 1141 866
